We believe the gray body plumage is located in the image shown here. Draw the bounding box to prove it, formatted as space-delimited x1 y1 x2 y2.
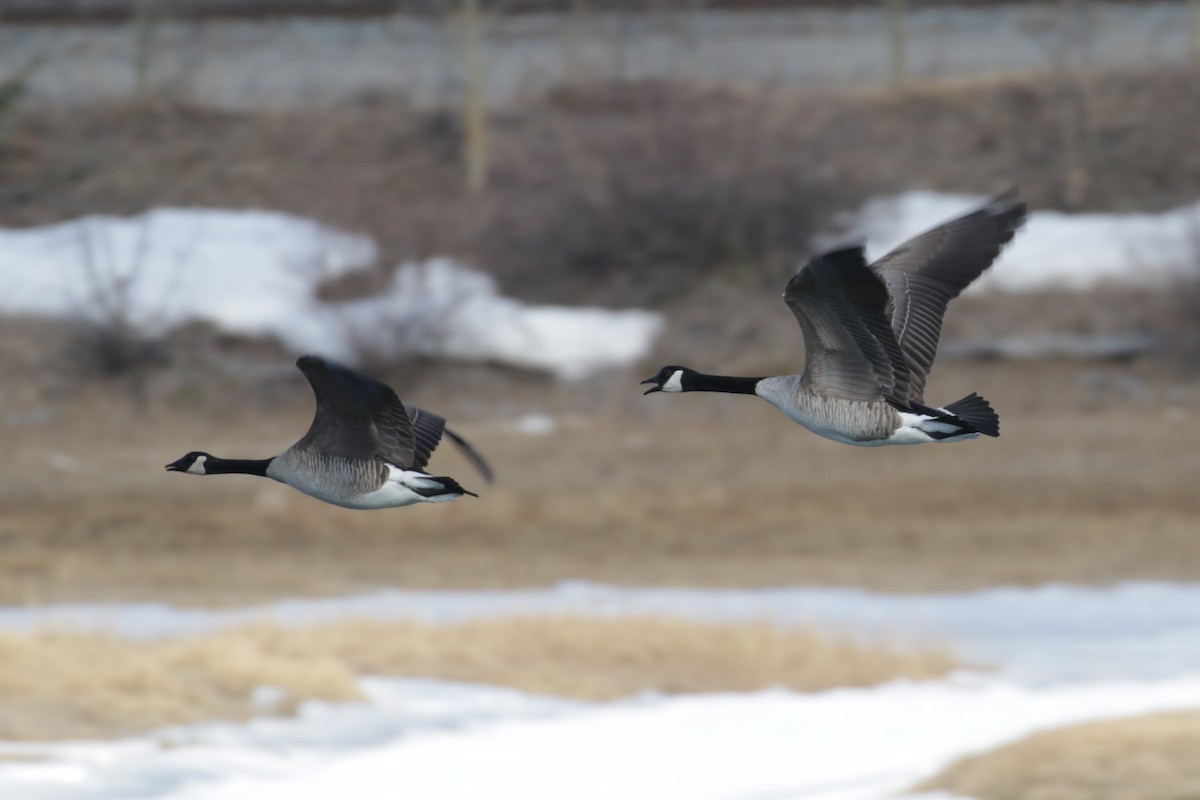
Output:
266 449 392 508
754 376 902 445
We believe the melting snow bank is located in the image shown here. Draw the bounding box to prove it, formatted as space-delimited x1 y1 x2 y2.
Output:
4 583 1200 799
0 209 662 379
836 191 1200 291
337 260 662 379
5 197 1198 376
4 582 1200 685
3 675 1200 800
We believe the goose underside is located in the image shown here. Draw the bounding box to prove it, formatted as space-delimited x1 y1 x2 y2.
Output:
754 379 997 446
341 468 474 509
287 466 471 509
755 382 902 445
268 451 471 509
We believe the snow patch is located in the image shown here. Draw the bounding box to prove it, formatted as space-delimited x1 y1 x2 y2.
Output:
831 190 1200 291
0 209 662 379
2 583 1200 798
339 259 662 379
1 676 1199 800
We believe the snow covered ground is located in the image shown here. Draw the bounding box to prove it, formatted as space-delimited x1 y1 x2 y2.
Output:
4 675 1200 800
2 582 1200 800
2 196 1198 383
843 191 1200 291
0 209 662 379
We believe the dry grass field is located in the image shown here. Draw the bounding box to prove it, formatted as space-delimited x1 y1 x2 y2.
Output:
0 617 956 740
3 349 1199 607
918 711 1200 800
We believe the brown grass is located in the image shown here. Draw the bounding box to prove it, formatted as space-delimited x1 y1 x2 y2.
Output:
917 711 1200 800
0 340 1195 606
2 345 1200 606
0 616 956 740
0 627 360 741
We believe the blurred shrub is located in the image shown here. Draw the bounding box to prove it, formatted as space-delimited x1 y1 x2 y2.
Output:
1169 216 1200 367
478 83 828 305
70 319 168 380
0 59 40 152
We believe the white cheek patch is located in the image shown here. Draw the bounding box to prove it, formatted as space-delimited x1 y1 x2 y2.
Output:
187 456 208 475
662 370 684 392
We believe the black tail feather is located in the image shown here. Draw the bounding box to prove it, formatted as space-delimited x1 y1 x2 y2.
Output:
942 393 1000 438
416 475 478 499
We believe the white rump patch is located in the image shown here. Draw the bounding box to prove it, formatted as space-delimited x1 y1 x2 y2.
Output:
344 469 445 509
887 411 980 445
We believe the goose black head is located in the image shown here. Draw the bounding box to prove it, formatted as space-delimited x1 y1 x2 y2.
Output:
641 365 690 395
165 451 212 475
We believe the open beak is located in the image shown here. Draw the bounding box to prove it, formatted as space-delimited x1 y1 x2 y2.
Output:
164 458 187 472
641 377 661 395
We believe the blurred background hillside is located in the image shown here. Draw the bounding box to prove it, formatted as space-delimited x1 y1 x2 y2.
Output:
5 0 1200 377
3 3 1200 799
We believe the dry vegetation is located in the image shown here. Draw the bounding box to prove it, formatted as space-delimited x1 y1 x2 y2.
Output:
5 67 1200 307
0 617 956 740
2 347 1199 605
917 711 1200 800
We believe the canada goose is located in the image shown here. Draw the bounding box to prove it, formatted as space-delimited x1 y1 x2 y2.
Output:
166 355 493 508
642 191 1026 446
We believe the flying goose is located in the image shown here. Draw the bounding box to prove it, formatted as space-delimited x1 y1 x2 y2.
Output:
166 355 493 508
642 191 1026 446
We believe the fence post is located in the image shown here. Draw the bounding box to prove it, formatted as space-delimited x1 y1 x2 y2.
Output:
461 0 488 194
133 0 159 97
886 0 908 87
1191 0 1200 66
564 0 590 83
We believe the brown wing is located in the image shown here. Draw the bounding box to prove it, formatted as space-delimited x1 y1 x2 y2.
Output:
784 246 913 404
294 355 416 468
871 190 1026 402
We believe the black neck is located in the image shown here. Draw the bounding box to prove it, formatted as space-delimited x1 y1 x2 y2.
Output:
686 372 764 395
206 457 273 477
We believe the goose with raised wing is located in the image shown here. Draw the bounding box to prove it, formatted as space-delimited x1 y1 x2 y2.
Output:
642 191 1026 446
166 355 493 508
